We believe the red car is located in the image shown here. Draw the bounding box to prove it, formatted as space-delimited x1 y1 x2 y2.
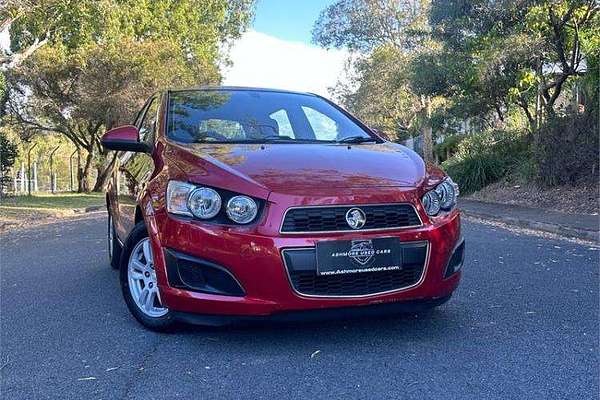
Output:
101 87 464 331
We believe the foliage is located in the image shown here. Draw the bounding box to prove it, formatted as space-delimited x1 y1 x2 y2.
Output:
8 132 78 193
442 130 527 193
535 106 599 186
3 0 256 192
313 0 436 146
0 71 6 117
312 0 430 52
2 0 254 66
330 46 420 140
434 134 464 162
0 129 18 194
314 0 599 190
430 0 599 124
0 129 18 172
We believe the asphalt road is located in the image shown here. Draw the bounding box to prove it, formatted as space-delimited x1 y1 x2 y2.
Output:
1 213 598 400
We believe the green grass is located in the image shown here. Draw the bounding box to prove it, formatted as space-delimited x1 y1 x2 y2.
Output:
0 193 105 231
0 192 104 211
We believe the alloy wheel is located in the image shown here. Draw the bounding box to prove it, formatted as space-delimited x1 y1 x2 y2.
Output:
127 238 168 318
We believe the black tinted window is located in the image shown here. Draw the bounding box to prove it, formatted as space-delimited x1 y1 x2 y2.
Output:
167 90 372 143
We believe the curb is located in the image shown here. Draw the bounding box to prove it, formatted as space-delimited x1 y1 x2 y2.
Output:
73 205 104 214
462 210 599 242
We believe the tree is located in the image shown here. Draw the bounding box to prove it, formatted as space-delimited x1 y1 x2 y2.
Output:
0 129 17 194
7 38 208 192
430 0 599 126
3 0 255 192
313 0 429 52
0 0 52 68
313 0 437 162
331 46 421 140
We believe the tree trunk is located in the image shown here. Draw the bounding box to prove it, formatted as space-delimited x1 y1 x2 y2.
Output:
421 96 434 164
92 153 117 192
78 148 94 193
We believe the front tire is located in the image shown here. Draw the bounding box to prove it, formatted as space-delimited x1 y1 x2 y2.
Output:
120 222 176 331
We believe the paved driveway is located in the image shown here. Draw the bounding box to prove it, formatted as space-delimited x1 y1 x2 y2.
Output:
1 213 598 399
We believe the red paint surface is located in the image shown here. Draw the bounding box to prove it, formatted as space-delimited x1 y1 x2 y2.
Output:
101 125 139 142
107 92 463 318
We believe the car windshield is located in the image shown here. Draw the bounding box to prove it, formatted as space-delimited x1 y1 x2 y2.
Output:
167 89 376 144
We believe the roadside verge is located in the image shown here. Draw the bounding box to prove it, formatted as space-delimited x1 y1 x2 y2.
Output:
0 194 105 233
460 199 599 242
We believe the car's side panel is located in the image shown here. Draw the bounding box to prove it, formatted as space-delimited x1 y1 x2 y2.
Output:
111 94 162 242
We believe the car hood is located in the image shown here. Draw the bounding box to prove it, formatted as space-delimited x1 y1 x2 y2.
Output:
167 142 425 191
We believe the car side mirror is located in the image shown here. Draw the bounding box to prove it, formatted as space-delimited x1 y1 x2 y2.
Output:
101 125 150 153
371 128 391 141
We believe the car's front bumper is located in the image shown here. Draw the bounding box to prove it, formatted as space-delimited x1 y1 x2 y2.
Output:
171 295 453 327
144 201 463 318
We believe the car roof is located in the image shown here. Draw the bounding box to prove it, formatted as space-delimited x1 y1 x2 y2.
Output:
167 86 318 97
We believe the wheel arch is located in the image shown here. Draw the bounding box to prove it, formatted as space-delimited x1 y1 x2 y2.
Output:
135 206 144 225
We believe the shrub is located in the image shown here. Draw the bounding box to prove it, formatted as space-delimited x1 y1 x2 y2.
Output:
535 108 599 187
434 134 465 162
0 130 17 175
0 131 18 196
441 129 526 194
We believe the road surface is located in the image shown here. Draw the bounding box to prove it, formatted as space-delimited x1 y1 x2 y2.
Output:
1 213 598 399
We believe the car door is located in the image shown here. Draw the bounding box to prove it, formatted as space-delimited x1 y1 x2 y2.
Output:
114 95 160 241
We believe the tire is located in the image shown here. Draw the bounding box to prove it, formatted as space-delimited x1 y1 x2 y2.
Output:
120 222 177 332
107 214 122 270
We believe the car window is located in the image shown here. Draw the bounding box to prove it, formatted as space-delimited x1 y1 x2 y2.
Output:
269 109 295 138
198 119 245 140
301 106 339 141
167 90 374 144
138 98 159 145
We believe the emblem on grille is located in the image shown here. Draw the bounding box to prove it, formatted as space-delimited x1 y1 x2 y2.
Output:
348 240 375 265
345 207 366 229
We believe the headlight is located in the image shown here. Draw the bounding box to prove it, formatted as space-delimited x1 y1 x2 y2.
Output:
166 181 195 216
422 177 459 216
187 187 222 219
226 195 258 224
435 177 459 210
422 190 441 216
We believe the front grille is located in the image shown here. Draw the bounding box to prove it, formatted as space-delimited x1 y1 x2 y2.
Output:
291 267 423 296
283 242 427 296
281 204 421 233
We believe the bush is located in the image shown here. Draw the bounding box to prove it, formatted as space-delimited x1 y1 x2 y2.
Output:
434 134 465 162
0 131 18 196
535 108 599 187
0 130 18 175
441 129 526 194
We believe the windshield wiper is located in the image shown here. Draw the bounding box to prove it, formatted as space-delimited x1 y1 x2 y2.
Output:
260 135 295 141
337 135 378 144
245 135 328 143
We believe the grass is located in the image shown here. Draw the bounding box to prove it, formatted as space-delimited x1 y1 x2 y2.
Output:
0 192 104 211
0 193 105 232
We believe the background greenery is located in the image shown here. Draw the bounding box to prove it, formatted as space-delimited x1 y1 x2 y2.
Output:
314 0 599 193
0 0 598 199
0 0 256 193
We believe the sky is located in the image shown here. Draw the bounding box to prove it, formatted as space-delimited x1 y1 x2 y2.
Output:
252 0 337 44
223 0 349 97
